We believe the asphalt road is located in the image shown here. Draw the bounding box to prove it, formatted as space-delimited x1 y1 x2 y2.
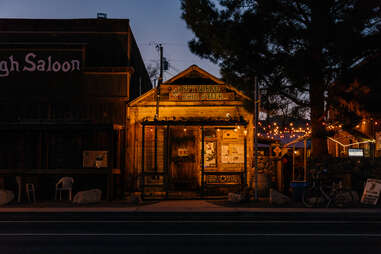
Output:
0 212 380 254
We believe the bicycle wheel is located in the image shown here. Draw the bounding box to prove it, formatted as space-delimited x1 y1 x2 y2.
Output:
333 191 354 208
302 188 321 208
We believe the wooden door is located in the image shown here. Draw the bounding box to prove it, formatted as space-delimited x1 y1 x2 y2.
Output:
169 127 199 191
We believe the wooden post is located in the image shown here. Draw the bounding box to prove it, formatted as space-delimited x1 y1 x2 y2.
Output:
116 130 121 169
165 125 170 199
201 126 205 197
37 131 42 169
243 127 247 190
304 139 307 182
108 128 114 201
141 124 145 199
253 77 259 200
45 133 49 169
292 145 295 181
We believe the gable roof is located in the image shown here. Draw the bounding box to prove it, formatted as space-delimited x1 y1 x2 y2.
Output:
164 65 224 85
129 65 251 106
166 65 250 100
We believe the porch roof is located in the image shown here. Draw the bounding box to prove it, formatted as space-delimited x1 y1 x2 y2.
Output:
141 119 248 126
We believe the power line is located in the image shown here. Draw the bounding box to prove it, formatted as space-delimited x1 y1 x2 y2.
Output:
169 64 180 73
165 70 176 76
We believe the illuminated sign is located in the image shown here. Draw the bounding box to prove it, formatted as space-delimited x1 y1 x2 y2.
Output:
169 85 234 101
0 52 81 77
348 148 364 157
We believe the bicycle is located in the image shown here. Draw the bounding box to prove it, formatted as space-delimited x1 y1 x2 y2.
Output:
302 168 354 208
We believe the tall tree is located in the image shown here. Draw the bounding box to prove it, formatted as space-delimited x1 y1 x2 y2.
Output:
181 0 381 159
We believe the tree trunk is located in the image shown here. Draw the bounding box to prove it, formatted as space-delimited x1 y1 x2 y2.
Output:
309 77 327 159
309 1 329 160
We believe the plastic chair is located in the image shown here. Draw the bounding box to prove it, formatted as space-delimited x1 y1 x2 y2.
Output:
17 176 37 203
25 183 36 203
55 177 74 200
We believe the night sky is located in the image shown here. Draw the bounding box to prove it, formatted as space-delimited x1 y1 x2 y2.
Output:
0 0 220 80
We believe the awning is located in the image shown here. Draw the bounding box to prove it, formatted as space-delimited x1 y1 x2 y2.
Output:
328 129 375 148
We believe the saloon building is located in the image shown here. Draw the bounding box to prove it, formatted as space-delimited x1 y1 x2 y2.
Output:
0 18 151 200
127 65 255 199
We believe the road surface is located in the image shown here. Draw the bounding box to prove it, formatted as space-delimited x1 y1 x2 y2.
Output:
0 212 380 254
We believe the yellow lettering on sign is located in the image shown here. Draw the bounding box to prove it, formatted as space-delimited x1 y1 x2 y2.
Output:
177 85 224 93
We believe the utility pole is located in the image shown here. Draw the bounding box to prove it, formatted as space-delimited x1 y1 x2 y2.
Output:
159 44 163 86
155 43 163 120
254 77 259 200
154 44 163 173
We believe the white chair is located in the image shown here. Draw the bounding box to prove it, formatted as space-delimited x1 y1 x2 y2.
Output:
55 177 74 200
25 183 36 203
17 176 37 203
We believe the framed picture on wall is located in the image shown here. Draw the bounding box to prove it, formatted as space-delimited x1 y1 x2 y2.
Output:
221 143 244 164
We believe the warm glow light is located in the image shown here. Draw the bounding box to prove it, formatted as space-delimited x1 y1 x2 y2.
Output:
255 121 313 142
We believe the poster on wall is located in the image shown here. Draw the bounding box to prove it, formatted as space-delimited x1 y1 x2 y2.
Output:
376 132 381 151
83 151 108 168
221 144 244 164
204 141 217 168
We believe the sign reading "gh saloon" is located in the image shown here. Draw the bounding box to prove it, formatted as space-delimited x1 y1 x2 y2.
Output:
0 52 81 77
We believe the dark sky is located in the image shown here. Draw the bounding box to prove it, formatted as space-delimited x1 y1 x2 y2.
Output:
0 0 220 80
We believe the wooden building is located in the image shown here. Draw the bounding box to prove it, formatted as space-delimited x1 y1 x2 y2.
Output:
0 18 151 200
127 65 254 198
328 55 381 158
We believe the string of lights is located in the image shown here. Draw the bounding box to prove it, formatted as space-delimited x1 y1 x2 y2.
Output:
256 121 312 140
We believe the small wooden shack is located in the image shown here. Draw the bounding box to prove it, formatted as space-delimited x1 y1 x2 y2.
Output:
328 55 381 158
127 65 255 198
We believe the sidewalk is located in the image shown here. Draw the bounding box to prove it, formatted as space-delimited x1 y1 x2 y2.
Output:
0 199 381 213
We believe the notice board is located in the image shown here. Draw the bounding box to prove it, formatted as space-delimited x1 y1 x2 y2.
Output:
361 178 381 205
